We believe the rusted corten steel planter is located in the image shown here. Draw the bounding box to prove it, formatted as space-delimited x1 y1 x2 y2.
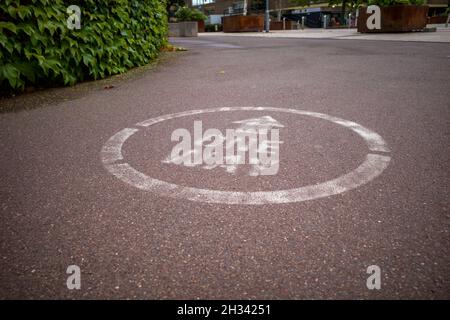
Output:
427 15 447 24
357 5 429 33
270 21 296 30
197 20 205 33
223 15 264 32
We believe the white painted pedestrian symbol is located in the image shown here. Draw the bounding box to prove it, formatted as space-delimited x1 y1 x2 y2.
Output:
163 116 283 176
101 107 391 205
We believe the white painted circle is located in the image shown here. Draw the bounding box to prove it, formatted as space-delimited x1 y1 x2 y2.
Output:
101 107 391 205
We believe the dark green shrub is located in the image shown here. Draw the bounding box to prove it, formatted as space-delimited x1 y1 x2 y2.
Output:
0 0 168 94
174 6 207 22
205 24 222 32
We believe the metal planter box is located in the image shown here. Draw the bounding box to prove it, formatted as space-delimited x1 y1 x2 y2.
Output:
197 20 205 33
270 21 296 30
222 15 264 33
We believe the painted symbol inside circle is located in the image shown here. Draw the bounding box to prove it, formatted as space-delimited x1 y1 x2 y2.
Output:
101 107 391 205
163 116 283 176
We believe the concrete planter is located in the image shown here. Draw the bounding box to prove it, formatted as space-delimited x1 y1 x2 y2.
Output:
169 21 198 37
222 15 264 33
358 5 429 33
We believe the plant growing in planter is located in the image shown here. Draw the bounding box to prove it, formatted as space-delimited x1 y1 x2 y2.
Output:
175 6 207 32
167 0 186 23
174 7 207 22
357 0 429 33
168 7 206 37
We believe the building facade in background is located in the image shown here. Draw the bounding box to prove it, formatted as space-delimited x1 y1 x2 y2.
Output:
185 0 449 26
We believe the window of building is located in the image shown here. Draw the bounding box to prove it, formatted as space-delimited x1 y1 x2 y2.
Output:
192 0 215 6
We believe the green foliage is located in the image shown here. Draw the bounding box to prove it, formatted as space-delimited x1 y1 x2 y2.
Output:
174 6 207 22
167 0 185 17
205 24 223 32
0 0 168 94
367 0 425 5
291 0 425 8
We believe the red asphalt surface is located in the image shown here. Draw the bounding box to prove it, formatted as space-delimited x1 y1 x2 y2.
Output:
0 36 449 299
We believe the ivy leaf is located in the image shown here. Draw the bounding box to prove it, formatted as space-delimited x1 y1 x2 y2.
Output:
0 22 18 34
82 54 95 67
14 62 36 83
39 59 62 76
7 6 17 19
17 6 31 20
0 64 21 88
18 23 35 36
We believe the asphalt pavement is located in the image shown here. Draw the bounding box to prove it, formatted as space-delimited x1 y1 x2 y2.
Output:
0 35 449 299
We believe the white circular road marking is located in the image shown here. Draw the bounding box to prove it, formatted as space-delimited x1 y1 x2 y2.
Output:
101 107 391 205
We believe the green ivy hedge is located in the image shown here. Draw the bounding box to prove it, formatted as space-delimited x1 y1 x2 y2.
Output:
0 0 168 94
